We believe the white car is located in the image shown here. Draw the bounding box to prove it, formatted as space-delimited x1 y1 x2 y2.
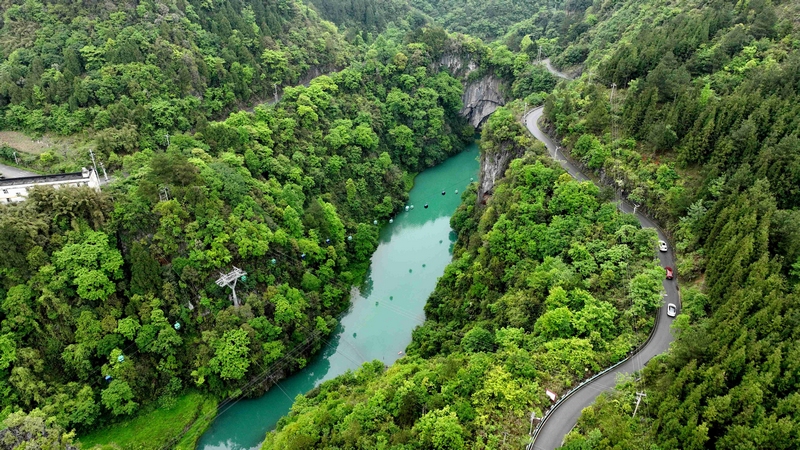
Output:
658 240 668 252
667 303 677 317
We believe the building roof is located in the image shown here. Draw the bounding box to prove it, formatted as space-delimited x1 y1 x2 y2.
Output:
0 171 88 187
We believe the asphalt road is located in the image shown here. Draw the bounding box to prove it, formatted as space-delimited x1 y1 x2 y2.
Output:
0 163 36 178
541 58 572 80
524 107 680 449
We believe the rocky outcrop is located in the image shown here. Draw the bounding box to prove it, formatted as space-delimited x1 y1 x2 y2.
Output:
477 143 524 203
432 54 512 197
460 75 505 128
432 53 507 129
434 54 479 78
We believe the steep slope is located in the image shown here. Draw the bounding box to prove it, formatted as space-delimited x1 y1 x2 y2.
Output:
261 107 665 449
304 0 415 33
0 33 471 443
532 0 800 448
0 0 353 147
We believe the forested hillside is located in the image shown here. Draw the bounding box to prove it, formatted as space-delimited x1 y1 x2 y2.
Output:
527 0 800 448
2 0 799 448
408 0 592 43
304 0 415 34
564 176 800 449
303 0 593 51
262 107 665 449
0 29 472 441
0 0 352 148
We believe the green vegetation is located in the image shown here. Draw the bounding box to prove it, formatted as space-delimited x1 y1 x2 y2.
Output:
78 391 216 450
0 25 474 441
564 178 800 450
0 409 76 449
304 0 416 34
2 0 799 447
545 0 800 228
409 0 591 43
262 108 663 448
525 0 800 448
0 0 352 151
258 0 800 447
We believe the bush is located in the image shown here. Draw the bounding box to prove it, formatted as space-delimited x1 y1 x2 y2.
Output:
461 326 495 353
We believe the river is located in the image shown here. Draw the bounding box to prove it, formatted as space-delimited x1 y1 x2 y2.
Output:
197 142 480 450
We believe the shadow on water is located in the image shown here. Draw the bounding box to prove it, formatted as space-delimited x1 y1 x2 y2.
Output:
359 266 374 299
197 142 480 450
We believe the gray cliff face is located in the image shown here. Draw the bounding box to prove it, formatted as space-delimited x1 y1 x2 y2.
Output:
435 54 479 78
433 53 506 129
434 53 514 200
460 74 505 128
477 144 524 203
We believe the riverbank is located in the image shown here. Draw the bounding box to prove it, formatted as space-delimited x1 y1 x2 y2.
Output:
195 142 480 450
259 107 666 449
78 391 217 450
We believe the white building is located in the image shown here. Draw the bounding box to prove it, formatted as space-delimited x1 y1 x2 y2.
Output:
0 167 101 204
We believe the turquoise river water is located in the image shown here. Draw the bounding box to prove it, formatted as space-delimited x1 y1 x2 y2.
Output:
197 142 480 449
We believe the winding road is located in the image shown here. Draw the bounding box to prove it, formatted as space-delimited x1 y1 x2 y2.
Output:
0 163 35 178
541 58 572 80
522 66 680 449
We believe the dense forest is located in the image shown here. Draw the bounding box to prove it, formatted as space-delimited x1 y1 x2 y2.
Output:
262 107 665 448
305 0 594 46
304 0 416 34
1 0 799 448
0 0 352 152
0 23 474 440
534 0 800 448
265 0 800 448
564 176 800 449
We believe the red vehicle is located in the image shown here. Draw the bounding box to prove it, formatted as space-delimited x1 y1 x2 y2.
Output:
665 266 674 280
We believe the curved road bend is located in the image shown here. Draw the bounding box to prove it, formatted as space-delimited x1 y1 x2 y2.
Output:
541 58 572 81
0 163 36 178
524 107 680 450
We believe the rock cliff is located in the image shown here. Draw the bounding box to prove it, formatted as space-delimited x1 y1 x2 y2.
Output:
431 53 512 198
433 54 506 129
460 75 505 128
477 141 525 203
435 54 479 78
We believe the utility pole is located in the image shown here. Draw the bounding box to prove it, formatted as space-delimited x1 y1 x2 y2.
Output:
610 83 618 141
554 146 560 161
88 149 99 177
633 391 647 418
99 161 109 182
633 203 640 214
158 185 170 202
12 151 18 165
528 411 539 436
215 266 247 307
273 83 279 104
537 46 542 64
525 411 540 450
164 133 170 147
